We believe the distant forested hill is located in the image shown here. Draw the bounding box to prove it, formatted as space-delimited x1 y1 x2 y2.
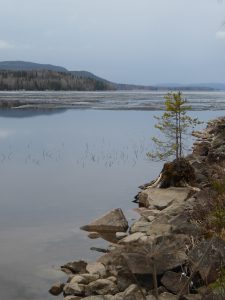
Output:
0 61 221 91
0 70 115 91
0 61 115 91
0 61 158 91
0 61 67 72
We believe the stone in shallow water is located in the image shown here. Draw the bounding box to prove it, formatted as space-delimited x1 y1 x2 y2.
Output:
61 260 87 274
88 232 101 239
48 281 64 295
80 208 128 233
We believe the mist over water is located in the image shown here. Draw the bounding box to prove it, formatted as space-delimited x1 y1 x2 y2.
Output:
0 91 224 299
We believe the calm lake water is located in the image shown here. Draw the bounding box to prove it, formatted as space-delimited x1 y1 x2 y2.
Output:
0 91 225 300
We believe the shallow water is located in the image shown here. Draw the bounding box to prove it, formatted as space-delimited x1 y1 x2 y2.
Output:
0 91 224 300
1 90 225 110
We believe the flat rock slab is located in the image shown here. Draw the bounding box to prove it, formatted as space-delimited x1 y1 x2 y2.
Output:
139 187 191 210
161 271 189 294
119 232 145 244
122 234 189 274
80 208 128 233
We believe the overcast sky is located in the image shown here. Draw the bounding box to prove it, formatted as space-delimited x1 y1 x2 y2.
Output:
0 0 225 85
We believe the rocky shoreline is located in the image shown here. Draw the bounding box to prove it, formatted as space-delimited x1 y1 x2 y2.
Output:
49 118 225 300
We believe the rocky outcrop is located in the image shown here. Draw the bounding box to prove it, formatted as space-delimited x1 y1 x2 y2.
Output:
50 118 225 300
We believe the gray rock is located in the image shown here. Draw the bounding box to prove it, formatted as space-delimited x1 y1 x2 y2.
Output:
159 292 178 299
87 278 118 295
137 192 149 208
49 281 64 295
111 292 124 300
63 282 86 296
130 220 150 233
133 208 160 218
61 260 87 274
146 296 157 300
170 213 203 236
116 232 128 240
69 275 87 284
107 276 117 283
81 273 100 283
139 187 191 210
147 215 156 222
161 271 189 294
88 232 101 239
182 295 202 300
147 223 172 237
116 272 133 292
188 237 225 283
64 296 82 300
123 235 188 274
86 262 106 277
80 208 128 233
99 232 119 243
123 284 146 300
118 232 145 244
82 296 113 300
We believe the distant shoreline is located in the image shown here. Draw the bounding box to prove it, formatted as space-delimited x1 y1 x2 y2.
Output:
0 90 225 112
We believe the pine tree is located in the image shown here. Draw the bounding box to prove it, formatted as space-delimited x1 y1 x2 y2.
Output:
147 91 200 161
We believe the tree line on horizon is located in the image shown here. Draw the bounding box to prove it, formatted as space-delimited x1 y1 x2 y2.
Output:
0 70 115 91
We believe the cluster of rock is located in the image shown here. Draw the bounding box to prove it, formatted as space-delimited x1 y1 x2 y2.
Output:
191 116 225 186
49 118 225 300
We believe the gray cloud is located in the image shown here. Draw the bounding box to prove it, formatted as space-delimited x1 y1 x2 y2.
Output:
0 0 225 84
0 39 14 49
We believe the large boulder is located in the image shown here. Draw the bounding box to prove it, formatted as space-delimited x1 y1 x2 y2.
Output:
102 234 189 275
138 187 192 210
80 208 128 243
